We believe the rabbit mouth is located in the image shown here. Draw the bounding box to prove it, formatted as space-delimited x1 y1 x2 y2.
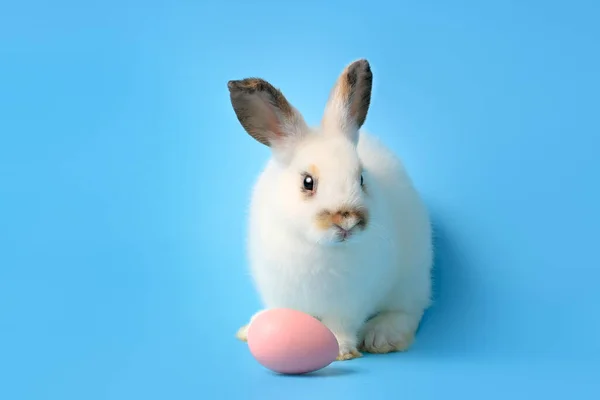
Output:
334 226 355 242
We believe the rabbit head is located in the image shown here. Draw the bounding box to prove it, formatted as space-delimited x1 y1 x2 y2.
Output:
228 59 374 245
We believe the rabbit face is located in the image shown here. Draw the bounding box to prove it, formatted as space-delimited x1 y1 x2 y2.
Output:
275 134 369 245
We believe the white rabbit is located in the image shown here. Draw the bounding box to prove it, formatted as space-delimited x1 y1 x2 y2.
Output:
228 59 432 360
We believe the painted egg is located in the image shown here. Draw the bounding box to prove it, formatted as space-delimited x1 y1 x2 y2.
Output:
247 308 339 374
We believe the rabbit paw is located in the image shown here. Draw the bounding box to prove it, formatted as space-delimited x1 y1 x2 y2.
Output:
336 345 363 361
320 316 364 361
235 310 268 342
236 324 249 342
360 311 418 354
332 330 363 361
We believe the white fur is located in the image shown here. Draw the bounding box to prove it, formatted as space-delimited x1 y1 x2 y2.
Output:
234 62 432 359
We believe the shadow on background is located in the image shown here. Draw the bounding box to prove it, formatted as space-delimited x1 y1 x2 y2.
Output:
414 211 488 360
274 366 359 379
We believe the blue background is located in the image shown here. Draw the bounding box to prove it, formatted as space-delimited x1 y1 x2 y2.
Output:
1 0 599 399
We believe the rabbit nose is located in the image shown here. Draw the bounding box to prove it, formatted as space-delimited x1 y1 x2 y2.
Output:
331 212 344 226
331 210 356 229
327 207 369 231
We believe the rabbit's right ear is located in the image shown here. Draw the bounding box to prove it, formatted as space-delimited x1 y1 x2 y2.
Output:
228 78 308 152
321 59 373 145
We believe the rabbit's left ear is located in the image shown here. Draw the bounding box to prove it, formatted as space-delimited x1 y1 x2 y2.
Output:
228 78 308 151
321 59 373 144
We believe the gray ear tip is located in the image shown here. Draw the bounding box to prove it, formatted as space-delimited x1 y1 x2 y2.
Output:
347 59 372 81
352 58 370 69
227 80 238 91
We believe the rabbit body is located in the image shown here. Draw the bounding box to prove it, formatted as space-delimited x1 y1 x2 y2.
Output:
228 60 432 359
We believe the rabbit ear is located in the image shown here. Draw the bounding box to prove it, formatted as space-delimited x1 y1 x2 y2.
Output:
321 59 373 144
228 78 308 151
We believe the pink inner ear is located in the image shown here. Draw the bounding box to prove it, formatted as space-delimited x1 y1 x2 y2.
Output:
255 92 285 140
267 117 283 139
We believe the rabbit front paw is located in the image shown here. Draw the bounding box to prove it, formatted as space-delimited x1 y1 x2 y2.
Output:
336 344 363 361
359 311 418 353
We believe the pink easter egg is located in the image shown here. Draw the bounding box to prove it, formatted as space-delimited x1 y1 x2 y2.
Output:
247 308 339 374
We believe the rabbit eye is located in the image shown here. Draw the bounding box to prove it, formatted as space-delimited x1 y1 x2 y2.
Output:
361 174 364 186
303 175 314 191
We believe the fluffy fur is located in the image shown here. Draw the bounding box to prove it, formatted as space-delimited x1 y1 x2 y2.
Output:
228 59 432 360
